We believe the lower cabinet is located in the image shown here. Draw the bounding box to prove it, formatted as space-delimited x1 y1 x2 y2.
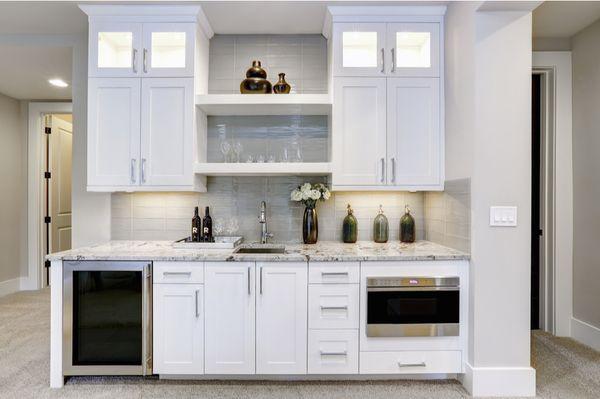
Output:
153 283 204 374
308 330 358 374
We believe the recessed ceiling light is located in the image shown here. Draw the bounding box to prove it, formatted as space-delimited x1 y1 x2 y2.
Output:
48 79 69 88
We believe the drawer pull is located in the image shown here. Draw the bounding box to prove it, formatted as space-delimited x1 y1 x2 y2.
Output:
320 305 348 310
320 350 347 356
397 361 426 368
163 272 192 276
321 272 349 276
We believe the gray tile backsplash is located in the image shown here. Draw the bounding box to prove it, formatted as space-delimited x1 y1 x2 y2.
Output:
424 179 471 253
209 34 328 94
111 177 425 244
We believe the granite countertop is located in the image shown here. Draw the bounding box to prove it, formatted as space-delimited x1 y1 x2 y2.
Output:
47 240 469 263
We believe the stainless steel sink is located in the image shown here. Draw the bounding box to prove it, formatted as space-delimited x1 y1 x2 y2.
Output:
234 246 285 254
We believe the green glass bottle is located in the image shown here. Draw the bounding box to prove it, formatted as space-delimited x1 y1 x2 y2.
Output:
342 204 358 243
400 204 416 243
373 205 389 243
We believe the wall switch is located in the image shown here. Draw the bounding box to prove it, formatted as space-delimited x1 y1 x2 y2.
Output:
489 206 517 227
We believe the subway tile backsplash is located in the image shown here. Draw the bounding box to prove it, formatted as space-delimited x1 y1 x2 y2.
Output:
111 177 425 243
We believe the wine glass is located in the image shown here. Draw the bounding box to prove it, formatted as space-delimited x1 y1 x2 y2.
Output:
256 154 265 163
233 141 243 163
220 140 231 163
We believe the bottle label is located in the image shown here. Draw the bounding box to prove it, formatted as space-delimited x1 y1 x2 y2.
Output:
192 227 198 234
203 227 209 234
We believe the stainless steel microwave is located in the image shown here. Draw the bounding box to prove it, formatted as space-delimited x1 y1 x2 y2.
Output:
366 276 460 337
63 261 152 376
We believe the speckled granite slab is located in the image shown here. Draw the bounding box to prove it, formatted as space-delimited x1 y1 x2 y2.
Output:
47 240 469 263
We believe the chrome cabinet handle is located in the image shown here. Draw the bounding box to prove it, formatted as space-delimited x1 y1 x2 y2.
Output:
397 361 426 368
321 272 348 276
141 158 147 183
248 266 251 295
259 267 263 294
380 158 385 183
195 289 200 317
320 350 347 356
163 271 191 276
132 49 138 73
320 305 348 310
381 48 385 73
391 157 396 183
131 159 137 183
391 48 396 73
143 48 148 73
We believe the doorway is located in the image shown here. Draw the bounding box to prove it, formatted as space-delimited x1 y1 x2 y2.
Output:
531 74 542 330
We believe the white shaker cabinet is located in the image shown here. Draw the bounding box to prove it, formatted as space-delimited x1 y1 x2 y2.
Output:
204 263 256 374
256 262 308 374
332 23 387 77
87 78 141 187
386 23 440 77
141 23 196 78
88 22 143 78
153 283 204 374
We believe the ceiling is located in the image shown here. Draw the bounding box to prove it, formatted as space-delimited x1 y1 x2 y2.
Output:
0 45 72 100
533 1 600 38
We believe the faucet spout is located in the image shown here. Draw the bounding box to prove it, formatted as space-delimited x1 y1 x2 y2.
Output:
259 201 273 244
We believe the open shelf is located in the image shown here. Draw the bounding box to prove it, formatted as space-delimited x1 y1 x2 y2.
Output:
194 162 332 176
195 94 332 116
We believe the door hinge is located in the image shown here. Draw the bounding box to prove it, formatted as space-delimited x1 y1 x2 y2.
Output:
44 127 51 134
44 171 51 179
44 216 51 224
45 260 51 269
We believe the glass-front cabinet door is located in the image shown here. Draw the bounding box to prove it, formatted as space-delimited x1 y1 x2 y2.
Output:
142 23 195 77
333 23 386 77
89 22 142 77
386 23 440 77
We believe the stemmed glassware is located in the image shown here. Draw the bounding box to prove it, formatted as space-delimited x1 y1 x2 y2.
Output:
233 141 243 163
220 140 231 163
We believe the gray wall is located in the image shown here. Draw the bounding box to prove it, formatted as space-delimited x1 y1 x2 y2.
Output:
571 19 600 329
0 92 26 285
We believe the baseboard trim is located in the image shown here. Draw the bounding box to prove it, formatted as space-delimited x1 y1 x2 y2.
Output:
571 317 600 351
0 277 23 297
461 362 536 397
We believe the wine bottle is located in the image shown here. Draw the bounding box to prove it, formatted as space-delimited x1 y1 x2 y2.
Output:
202 206 213 242
191 207 202 242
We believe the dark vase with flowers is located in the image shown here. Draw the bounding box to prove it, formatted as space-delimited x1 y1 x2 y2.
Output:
303 206 318 244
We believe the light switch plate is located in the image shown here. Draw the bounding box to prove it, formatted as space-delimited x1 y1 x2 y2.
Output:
489 206 517 227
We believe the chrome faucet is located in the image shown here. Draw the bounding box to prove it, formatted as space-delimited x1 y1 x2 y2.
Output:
259 201 274 244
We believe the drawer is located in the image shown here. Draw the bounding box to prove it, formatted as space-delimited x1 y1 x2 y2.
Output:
153 262 204 284
308 330 358 374
360 350 462 374
309 284 359 329
309 262 359 284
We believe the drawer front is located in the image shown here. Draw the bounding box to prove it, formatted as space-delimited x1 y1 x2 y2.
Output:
309 284 359 329
308 330 358 374
360 350 462 374
309 262 359 284
154 262 204 284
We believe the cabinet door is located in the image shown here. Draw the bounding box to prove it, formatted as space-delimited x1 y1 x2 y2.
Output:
333 23 386 77
387 23 440 77
256 262 307 374
89 22 142 77
87 78 141 188
332 77 387 186
140 78 193 186
142 23 196 77
387 78 441 188
205 262 255 374
153 284 204 374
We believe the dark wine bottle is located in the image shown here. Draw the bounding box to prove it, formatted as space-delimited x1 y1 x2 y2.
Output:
202 206 213 242
191 207 202 242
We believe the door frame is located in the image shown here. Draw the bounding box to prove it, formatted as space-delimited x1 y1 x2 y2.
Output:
532 52 573 337
26 102 73 290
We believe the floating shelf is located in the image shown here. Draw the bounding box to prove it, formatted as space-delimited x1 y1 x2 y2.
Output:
195 94 332 116
194 162 332 176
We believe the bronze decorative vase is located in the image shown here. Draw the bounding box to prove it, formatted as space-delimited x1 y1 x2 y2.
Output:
273 73 291 94
303 206 318 244
240 60 272 94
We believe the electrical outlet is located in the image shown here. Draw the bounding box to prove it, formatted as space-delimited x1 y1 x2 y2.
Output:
489 206 517 227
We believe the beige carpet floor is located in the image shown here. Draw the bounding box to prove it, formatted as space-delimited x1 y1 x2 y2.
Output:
1 289 599 399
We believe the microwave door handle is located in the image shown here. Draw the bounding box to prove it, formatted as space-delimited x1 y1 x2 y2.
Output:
367 286 459 292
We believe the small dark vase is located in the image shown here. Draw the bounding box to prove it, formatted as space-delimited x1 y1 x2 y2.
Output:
273 73 291 94
400 205 416 243
240 60 272 94
342 204 357 243
303 206 318 244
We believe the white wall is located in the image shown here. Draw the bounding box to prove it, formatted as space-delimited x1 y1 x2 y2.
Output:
570 19 600 350
0 92 27 294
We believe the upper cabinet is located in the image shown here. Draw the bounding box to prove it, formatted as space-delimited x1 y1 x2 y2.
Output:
88 21 195 78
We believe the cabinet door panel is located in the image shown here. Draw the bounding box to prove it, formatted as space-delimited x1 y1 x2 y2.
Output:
332 77 387 186
153 284 204 374
142 23 195 77
387 23 440 77
387 78 441 187
89 22 142 77
87 78 141 187
333 23 386 77
140 78 193 186
205 263 255 374
256 262 307 374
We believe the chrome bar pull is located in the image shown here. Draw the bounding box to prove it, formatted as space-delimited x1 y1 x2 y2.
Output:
381 48 385 73
320 350 347 356
321 272 349 276
141 158 147 183
163 271 191 276
131 158 137 183
248 266 251 295
391 48 396 73
259 267 263 294
195 289 200 317
320 305 348 310
391 157 396 183
143 48 148 73
380 158 385 183
397 361 426 368
132 49 138 73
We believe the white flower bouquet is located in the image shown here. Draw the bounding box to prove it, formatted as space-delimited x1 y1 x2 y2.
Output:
290 182 331 209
